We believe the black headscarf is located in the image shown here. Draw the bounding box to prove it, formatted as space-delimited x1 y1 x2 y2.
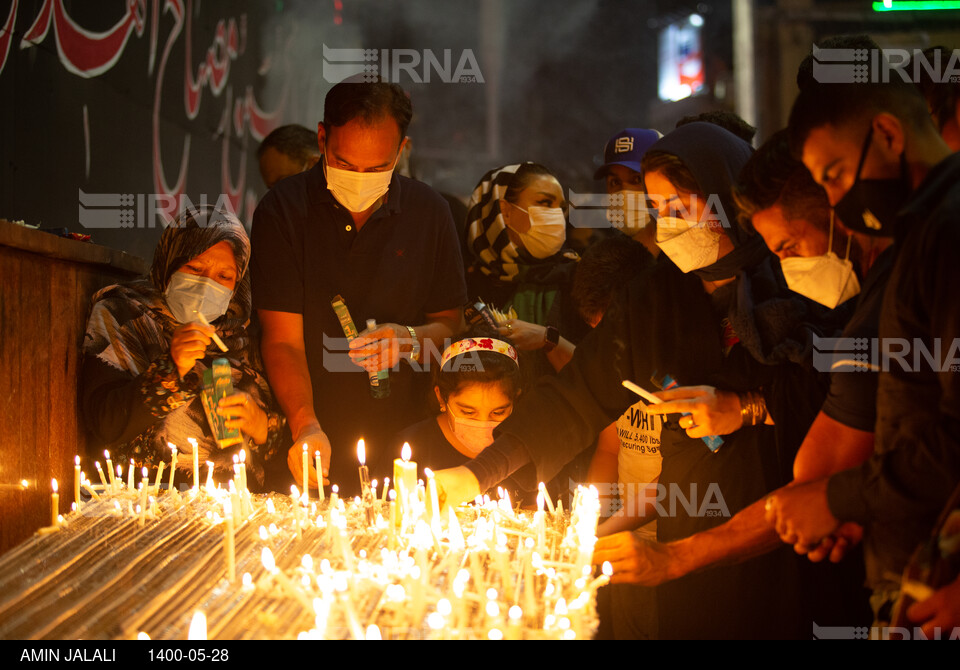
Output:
646 122 771 281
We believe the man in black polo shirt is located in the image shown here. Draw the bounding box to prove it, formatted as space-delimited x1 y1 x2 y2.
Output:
250 83 466 496
765 76 960 628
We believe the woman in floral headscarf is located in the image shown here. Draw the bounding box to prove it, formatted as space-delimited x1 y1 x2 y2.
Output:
81 207 285 490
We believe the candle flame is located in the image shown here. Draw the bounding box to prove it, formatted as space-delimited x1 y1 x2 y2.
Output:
167 442 177 453
423 467 434 479
401 442 411 462
261 547 277 572
357 439 365 465
104 450 110 459
602 561 613 577
240 449 246 463
20 479 28 489
302 443 307 453
51 479 58 492
388 489 396 501
142 467 148 477
187 611 207 640
74 455 80 466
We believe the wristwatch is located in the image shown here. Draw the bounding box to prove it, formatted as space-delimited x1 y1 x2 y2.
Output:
543 325 560 353
405 325 421 364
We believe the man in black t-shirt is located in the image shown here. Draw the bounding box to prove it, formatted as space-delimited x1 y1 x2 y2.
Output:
250 83 466 496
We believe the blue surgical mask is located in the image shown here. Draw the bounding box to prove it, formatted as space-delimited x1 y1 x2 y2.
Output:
164 271 233 324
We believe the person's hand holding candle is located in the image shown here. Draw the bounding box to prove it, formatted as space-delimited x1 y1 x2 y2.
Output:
348 323 405 372
287 427 331 490
170 322 215 378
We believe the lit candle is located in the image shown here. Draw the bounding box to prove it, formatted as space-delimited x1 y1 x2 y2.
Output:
104 451 115 490
188 611 207 640
239 449 247 493
587 561 613 592
302 443 309 503
116 464 123 489
73 456 81 511
539 482 556 515
381 476 390 503
357 439 371 496
224 498 236 583
205 461 215 492
229 480 241 527
138 480 147 526
127 459 135 491
189 437 200 493
388 489 397 551
50 479 59 527
314 451 324 502
94 461 108 489
424 467 441 525
371 479 378 501
168 443 178 493
393 443 417 526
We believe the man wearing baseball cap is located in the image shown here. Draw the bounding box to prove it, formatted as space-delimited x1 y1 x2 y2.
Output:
594 128 663 255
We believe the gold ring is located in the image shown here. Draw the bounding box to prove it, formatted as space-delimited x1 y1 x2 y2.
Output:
506 323 513 331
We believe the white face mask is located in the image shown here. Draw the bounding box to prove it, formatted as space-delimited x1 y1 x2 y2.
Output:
779 213 861 309
448 414 501 457
655 216 722 273
506 202 566 259
607 190 654 238
323 147 399 213
164 271 234 324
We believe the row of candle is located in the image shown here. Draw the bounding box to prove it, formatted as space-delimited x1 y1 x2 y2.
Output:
23 464 609 639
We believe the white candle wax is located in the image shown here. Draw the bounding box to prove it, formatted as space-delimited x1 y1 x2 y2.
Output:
302 444 309 504
189 437 200 493
168 443 178 493
95 461 108 488
315 451 325 502
424 468 442 527
224 500 236 583
104 451 115 490
153 461 165 495
74 456 81 511
127 460 135 491
393 443 417 526
50 479 59 527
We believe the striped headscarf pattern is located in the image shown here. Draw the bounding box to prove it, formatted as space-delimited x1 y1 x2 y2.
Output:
465 163 524 283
